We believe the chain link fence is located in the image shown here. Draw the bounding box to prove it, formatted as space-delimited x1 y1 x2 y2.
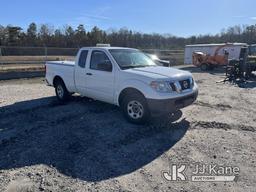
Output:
0 46 78 65
0 46 185 80
0 46 184 65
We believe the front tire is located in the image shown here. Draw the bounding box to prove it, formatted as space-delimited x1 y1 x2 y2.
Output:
121 93 150 124
55 79 70 102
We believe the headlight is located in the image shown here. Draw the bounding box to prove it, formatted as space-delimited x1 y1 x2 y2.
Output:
150 81 172 93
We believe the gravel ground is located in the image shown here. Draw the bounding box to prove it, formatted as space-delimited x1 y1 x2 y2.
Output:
0 66 255 192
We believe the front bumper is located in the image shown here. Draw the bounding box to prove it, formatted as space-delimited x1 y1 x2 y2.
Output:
147 90 198 116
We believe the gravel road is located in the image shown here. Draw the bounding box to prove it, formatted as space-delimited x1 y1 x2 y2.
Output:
0 66 255 192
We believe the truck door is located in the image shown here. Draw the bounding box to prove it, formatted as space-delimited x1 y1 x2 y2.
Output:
74 49 89 95
84 50 115 104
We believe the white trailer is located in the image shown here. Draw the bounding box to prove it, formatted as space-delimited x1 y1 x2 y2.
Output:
184 43 247 64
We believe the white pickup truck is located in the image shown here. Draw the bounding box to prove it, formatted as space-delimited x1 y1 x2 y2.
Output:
45 46 198 124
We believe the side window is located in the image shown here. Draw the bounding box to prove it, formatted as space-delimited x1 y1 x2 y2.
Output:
78 50 88 68
90 51 112 72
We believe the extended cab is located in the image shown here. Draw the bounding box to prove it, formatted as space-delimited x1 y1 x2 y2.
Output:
45 46 198 124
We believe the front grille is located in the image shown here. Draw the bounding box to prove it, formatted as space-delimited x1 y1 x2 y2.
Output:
169 79 192 92
169 83 176 91
179 79 190 90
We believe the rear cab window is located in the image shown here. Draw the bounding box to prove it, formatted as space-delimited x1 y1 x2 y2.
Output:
78 50 89 68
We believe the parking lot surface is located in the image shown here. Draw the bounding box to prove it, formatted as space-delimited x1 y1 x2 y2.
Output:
0 66 255 192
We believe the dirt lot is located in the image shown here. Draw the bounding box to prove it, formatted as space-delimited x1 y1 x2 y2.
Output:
0 66 255 192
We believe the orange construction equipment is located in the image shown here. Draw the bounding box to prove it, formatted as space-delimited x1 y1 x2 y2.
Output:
192 43 230 70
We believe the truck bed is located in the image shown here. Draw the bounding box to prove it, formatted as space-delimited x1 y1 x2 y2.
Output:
46 60 75 66
45 60 76 92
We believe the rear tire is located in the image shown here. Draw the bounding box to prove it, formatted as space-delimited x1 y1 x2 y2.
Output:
54 79 70 102
121 93 150 124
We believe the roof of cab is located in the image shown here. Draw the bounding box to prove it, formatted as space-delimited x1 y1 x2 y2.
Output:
80 46 138 50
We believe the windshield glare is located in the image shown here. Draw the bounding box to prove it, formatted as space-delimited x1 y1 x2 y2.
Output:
109 49 156 69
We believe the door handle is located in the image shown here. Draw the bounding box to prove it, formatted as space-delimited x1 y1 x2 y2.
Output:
86 73 92 76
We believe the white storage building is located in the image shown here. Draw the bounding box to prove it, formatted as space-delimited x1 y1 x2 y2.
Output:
184 43 247 64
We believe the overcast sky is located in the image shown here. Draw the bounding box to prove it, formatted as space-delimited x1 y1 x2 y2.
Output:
1 0 256 37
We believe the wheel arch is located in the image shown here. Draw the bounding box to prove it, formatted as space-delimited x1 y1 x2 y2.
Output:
53 75 64 87
118 87 146 106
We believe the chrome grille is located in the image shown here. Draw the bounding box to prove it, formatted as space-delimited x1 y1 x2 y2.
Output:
169 78 193 93
169 82 176 91
179 79 190 90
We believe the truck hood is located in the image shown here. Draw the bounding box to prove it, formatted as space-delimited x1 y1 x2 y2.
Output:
125 66 191 80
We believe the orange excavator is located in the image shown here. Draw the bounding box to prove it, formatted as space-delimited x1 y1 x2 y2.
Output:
192 43 230 70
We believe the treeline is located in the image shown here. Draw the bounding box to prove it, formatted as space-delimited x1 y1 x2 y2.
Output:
0 23 256 49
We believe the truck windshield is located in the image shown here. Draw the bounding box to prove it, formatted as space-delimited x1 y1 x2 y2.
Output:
109 49 157 69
